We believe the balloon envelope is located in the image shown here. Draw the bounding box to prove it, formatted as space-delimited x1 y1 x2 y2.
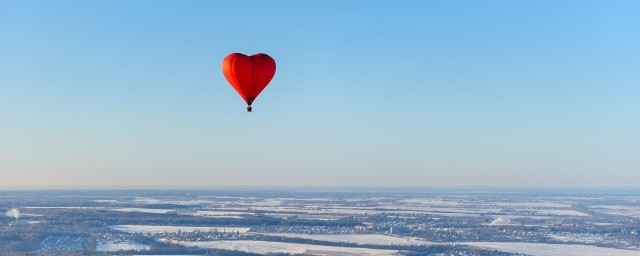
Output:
222 53 276 107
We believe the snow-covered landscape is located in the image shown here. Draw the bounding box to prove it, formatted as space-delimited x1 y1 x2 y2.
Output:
177 240 399 255
464 242 640 256
96 241 150 252
109 225 251 234
255 233 433 246
4 190 640 255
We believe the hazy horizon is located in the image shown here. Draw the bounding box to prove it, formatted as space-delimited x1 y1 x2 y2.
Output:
2 0 639 189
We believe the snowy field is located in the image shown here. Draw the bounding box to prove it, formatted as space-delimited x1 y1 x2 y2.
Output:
131 197 214 205
25 206 177 214
531 209 590 216
96 242 150 252
110 208 176 214
257 233 433 246
400 198 462 206
594 205 640 218
190 210 253 218
493 202 572 208
547 233 622 244
178 240 398 255
250 205 495 217
24 206 102 209
464 242 640 256
109 225 250 233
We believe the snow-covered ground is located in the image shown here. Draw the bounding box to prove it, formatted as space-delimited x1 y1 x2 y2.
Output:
547 232 627 246
191 210 253 218
464 242 640 256
593 205 640 218
110 208 176 214
249 205 502 217
256 233 433 246
178 240 398 255
249 206 381 215
21 213 44 217
493 202 571 208
400 198 462 206
109 225 250 233
24 206 102 209
531 209 590 216
489 215 552 220
377 205 501 215
96 242 150 252
91 199 118 203
25 206 178 214
131 197 214 205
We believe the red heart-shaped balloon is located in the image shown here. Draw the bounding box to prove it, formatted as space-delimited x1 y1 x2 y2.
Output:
222 53 276 109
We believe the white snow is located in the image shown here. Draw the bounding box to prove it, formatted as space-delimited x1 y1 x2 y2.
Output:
296 215 344 221
109 225 250 233
532 209 590 216
177 240 398 255
377 205 500 216
494 202 571 208
192 210 254 217
92 199 118 203
110 208 176 214
257 233 432 246
24 206 101 209
400 198 462 206
131 197 213 205
96 242 150 252
547 233 624 245
594 205 640 218
250 205 496 217
21 213 44 217
464 242 640 256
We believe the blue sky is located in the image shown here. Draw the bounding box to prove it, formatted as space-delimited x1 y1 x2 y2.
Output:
1 0 638 188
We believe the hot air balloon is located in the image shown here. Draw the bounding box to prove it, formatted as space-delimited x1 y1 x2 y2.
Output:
222 53 276 112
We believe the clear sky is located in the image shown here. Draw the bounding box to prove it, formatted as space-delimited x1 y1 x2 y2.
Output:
1 1 638 189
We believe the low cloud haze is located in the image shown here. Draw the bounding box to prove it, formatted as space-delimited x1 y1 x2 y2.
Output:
6 208 20 219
